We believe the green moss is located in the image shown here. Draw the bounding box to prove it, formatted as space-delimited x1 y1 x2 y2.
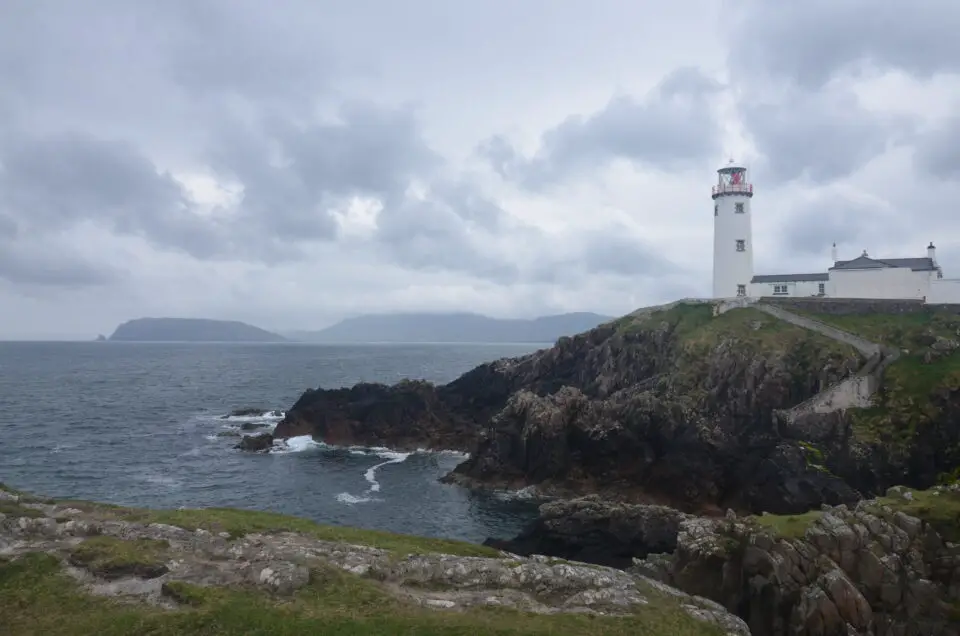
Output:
0 500 45 518
750 511 823 541
68 536 171 580
0 552 723 636
877 487 960 544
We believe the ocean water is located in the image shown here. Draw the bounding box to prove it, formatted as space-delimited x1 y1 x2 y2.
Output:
0 341 545 543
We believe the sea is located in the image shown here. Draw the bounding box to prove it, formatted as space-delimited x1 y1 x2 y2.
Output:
0 341 545 544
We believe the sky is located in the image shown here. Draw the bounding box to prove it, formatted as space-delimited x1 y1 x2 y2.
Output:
1 1 958 339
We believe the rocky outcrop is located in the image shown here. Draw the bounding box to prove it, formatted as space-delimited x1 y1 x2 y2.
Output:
0 488 749 634
235 432 273 452
279 304 873 513
482 496 691 568
630 484 960 636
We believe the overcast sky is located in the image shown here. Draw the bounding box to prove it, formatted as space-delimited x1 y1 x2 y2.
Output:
1 1 958 339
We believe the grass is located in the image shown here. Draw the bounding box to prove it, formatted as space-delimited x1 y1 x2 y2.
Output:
0 500 46 519
876 487 960 544
68 536 171 580
749 511 823 541
66 503 501 559
789 309 960 444
0 549 723 636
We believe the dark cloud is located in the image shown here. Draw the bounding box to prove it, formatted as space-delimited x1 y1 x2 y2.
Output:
479 67 723 189
0 132 232 260
729 0 960 90
914 116 960 180
741 88 916 184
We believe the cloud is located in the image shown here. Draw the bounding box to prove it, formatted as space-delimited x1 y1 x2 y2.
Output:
0 0 956 337
741 87 916 184
914 115 960 180
478 67 724 189
728 0 960 90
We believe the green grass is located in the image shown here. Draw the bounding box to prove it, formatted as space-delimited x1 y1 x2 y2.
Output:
0 552 723 636
0 500 46 518
61 503 501 559
749 511 823 541
68 536 171 580
876 487 960 544
791 310 960 443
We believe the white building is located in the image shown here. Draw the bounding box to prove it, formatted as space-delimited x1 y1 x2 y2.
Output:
710 162 960 302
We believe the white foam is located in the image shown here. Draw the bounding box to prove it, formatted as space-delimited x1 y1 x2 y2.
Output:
222 410 285 423
336 492 373 504
271 435 323 454
335 448 412 503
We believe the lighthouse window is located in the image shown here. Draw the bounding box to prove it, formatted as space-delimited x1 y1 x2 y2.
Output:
735 239 745 252
714 204 718 216
736 284 746 297
818 283 825 295
735 203 744 214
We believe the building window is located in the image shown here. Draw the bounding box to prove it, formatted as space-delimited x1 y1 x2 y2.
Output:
736 284 746 297
773 285 788 295
818 283 825 295
735 239 745 252
714 204 718 216
735 202 744 214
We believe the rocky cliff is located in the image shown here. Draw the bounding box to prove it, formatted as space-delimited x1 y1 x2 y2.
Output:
276 303 866 514
634 483 960 636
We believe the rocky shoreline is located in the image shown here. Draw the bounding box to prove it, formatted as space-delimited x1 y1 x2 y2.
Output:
234 299 960 634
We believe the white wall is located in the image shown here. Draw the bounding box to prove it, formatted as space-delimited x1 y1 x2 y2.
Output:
712 193 753 298
928 279 960 303
827 268 933 299
749 279 825 298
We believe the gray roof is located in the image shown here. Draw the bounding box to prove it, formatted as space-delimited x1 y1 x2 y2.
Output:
751 273 829 283
829 256 937 271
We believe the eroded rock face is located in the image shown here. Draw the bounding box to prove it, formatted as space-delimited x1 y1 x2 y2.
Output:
279 307 870 514
483 496 691 569
632 491 960 636
0 493 749 633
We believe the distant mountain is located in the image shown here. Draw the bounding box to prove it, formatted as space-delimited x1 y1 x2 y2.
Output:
288 312 614 344
108 318 287 343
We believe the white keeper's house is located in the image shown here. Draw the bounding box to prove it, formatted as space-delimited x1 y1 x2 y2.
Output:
710 161 960 303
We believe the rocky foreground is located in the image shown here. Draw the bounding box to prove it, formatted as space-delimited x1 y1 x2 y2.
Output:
490 485 960 636
0 484 746 635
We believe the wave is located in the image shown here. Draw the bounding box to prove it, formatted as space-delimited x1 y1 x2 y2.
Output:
271 435 324 454
336 448 413 505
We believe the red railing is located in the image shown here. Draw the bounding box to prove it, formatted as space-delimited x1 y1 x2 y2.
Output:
712 183 753 196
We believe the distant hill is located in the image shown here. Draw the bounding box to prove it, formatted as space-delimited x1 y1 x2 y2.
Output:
288 312 614 344
108 318 287 343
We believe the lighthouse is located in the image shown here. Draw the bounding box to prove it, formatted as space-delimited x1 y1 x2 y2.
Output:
712 160 754 298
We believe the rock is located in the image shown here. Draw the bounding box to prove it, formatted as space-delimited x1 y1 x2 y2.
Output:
225 407 267 418
631 497 960 636
239 422 268 431
484 496 690 568
235 433 274 452
0 492 747 633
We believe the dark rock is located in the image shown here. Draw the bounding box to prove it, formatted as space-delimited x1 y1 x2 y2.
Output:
225 407 267 418
239 422 268 431
235 433 274 452
484 496 690 569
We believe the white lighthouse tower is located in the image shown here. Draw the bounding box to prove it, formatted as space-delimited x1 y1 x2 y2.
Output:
712 160 754 298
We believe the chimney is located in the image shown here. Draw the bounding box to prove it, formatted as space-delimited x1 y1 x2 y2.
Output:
831 242 838 263
928 242 937 265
